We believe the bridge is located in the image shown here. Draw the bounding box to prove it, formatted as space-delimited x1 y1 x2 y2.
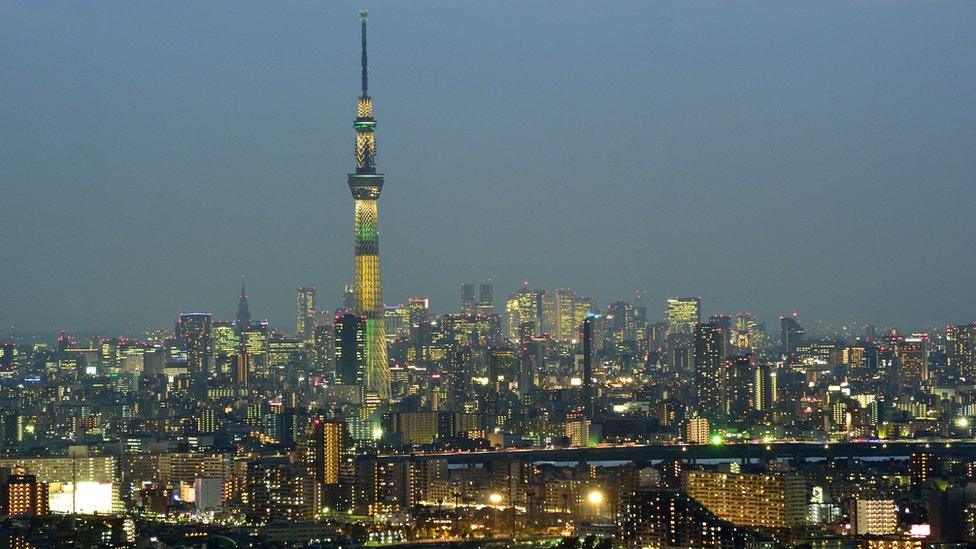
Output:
377 440 976 465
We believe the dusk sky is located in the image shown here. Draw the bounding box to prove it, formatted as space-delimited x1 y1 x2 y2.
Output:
2 1 975 335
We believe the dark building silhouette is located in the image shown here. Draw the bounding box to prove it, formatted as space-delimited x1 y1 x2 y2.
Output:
618 489 764 548
780 315 805 355
335 313 364 386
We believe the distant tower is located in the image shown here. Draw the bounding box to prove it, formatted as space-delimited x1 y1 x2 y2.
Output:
460 283 476 314
334 313 365 386
296 286 317 340
237 275 251 332
477 281 494 315
177 312 213 382
347 9 390 400
694 320 728 421
581 314 595 419
780 314 805 355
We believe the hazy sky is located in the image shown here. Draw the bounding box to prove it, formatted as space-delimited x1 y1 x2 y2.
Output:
2 1 975 335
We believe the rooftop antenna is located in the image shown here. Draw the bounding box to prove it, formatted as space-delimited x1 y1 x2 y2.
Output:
360 8 369 97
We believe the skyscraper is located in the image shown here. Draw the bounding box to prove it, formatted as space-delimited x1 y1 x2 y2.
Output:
897 334 930 389
335 313 364 387
460 283 476 314
236 275 251 334
693 320 727 421
666 298 700 373
305 417 346 487
296 286 317 340
947 322 976 380
506 285 540 340
177 312 212 382
346 10 390 400
477 282 494 315
665 297 701 336
780 315 805 355
581 315 594 419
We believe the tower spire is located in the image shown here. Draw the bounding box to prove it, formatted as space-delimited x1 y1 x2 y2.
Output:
360 8 368 97
347 9 389 401
237 273 251 332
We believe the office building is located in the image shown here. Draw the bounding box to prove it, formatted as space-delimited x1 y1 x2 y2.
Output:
460 283 476 314
665 298 701 336
177 312 212 382
296 286 317 340
477 282 494 315
780 315 805 355
896 334 930 388
335 313 365 386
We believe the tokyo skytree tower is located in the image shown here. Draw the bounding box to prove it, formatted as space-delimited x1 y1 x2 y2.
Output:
346 9 390 400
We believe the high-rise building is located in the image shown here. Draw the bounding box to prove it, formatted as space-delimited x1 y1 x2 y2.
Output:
0 468 48 517
694 321 728 421
724 355 755 422
477 282 494 315
683 470 808 530
212 321 238 357
236 275 251 334
684 417 710 444
581 315 594 419
335 314 365 387
753 362 778 414
305 418 346 487
708 313 733 345
734 312 764 351
665 298 701 336
909 452 940 488
460 283 476 314
245 457 318 523
347 9 390 400
241 321 269 376
312 323 334 375
780 315 805 355
177 312 212 382
573 297 596 340
296 286 317 340
609 301 635 343
341 284 356 312
947 323 976 380
506 285 540 340
897 334 930 388
852 499 897 535
617 489 764 549
234 351 249 389
928 486 966 542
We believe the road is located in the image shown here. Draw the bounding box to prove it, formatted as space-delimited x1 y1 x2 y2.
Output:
376 440 976 465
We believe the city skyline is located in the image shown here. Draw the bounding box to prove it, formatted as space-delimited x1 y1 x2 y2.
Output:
3 2 975 332
3 5 976 547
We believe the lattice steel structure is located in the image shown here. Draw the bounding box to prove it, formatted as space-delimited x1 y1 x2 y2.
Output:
347 9 390 400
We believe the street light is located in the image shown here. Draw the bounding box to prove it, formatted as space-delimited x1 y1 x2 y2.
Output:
488 493 504 536
584 489 605 523
586 490 604 506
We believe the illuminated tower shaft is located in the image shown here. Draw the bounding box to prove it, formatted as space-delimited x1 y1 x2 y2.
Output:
348 9 390 400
